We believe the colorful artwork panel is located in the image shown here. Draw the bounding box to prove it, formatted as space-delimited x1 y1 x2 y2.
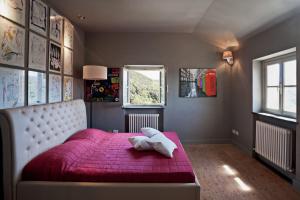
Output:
50 9 63 43
28 71 46 105
0 16 25 67
63 47 73 75
49 73 61 103
85 68 120 102
0 66 24 108
179 68 217 97
64 19 73 49
63 76 73 101
28 32 47 70
49 41 61 73
30 0 47 36
0 0 26 25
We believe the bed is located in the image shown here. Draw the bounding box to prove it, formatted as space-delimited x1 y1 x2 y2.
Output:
0 99 200 200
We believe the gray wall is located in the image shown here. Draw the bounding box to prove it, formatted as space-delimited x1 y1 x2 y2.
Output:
73 25 85 99
231 13 300 187
0 4 85 200
46 0 85 99
85 33 232 143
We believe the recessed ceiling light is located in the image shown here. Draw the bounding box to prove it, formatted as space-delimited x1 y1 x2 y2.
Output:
77 15 86 20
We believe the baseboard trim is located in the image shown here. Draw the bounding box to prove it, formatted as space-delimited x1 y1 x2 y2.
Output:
293 178 300 192
182 139 232 144
231 140 253 156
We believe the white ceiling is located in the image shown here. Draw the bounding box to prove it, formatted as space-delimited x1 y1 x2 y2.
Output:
46 0 300 49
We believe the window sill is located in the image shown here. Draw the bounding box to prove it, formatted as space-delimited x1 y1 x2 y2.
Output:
253 112 297 123
122 105 165 109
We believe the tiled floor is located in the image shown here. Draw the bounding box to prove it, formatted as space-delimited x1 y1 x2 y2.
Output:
185 144 300 200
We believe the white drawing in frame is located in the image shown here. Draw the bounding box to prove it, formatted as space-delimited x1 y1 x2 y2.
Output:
0 16 25 67
28 71 46 105
64 19 73 49
0 0 26 25
50 8 63 43
28 32 47 70
64 47 73 75
63 76 73 101
49 41 62 73
0 66 24 109
49 73 61 103
30 0 48 36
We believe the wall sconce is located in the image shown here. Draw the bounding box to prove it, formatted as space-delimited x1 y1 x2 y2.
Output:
223 51 234 65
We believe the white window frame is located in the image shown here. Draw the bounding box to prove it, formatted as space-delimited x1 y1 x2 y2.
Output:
123 65 166 107
262 53 297 118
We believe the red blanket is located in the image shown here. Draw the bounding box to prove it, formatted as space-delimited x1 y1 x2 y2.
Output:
23 129 195 183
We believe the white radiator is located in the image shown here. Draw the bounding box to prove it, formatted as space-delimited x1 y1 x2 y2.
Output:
129 114 159 133
255 121 293 172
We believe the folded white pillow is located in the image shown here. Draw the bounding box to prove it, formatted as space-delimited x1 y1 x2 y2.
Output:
141 127 162 138
130 128 178 158
128 136 152 151
147 133 178 158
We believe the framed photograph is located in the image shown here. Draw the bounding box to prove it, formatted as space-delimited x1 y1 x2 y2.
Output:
64 19 73 49
28 71 46 105
63 76 73 101
0 16 25 67
49 41 62 73
0 66 24 109
30 0 48 36
63 47 73 75
50 8 63 43
28 32 47 70
0 0 26 25
84 68 120 102
179 68 217 97
49 73 61 103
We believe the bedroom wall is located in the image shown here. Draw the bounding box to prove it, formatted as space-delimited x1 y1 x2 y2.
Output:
231 12 300 188
0 3 85 199
72 26 85 99
85 33 232 143
0 24 85 200
46 2 86 99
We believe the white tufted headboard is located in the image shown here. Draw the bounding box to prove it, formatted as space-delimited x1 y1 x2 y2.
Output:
0 99 87 200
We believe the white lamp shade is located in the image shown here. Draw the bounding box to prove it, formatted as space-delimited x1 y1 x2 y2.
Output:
83 65 107 80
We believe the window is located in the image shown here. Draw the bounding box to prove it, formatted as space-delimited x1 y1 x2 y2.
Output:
123 65 165 106
263 53 297 118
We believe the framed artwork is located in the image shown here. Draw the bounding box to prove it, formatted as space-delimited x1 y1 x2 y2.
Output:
28 32 47 70
84 68 120 102
49 73 61 103
0 0 26 25
30 0 48 36
50 9 63 43
63 76 73 101
63 47 73 75
0 66 24 109
49 41 61 73
28 71 46 105
179 68 217 97
0 16 25 67
64 19 73 49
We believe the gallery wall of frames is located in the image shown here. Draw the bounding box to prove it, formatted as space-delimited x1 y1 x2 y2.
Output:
0 0 75 109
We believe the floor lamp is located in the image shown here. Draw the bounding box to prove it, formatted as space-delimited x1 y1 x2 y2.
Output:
83 65 107 128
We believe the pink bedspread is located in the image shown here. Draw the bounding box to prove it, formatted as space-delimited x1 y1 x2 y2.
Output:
22 129 195 183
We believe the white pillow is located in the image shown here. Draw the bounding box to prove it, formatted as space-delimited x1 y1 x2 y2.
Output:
141 127 161 138
128 136 152 151
147 133 178 158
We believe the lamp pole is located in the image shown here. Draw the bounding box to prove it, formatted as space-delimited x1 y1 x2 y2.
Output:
83 65 108 129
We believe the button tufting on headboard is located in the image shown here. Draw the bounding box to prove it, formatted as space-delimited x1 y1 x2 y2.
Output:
0 99 87 200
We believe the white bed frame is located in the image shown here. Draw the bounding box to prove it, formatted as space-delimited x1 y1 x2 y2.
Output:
0 99 200 200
